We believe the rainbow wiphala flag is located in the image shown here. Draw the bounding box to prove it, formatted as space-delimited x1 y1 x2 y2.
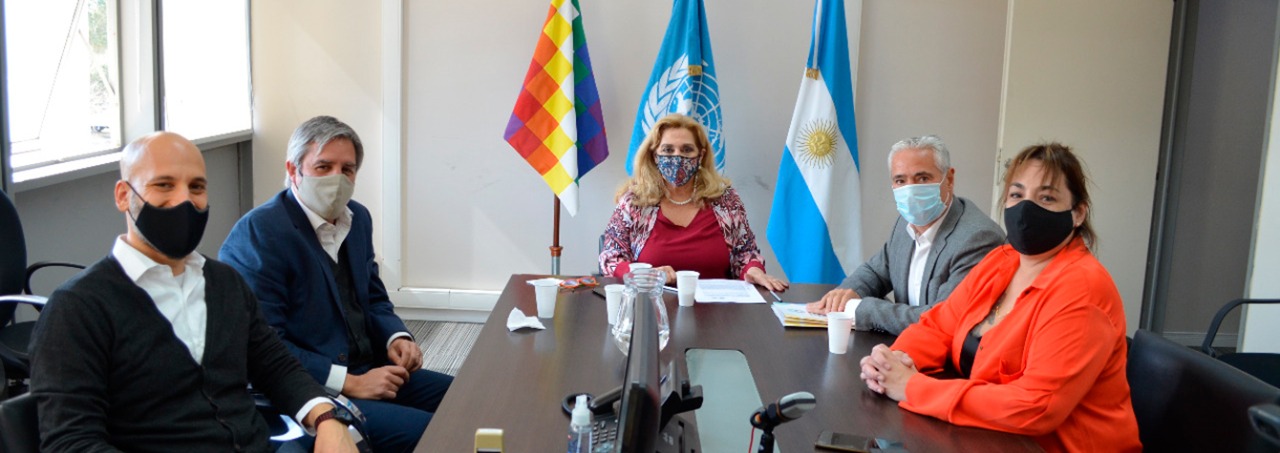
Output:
504 0 608 216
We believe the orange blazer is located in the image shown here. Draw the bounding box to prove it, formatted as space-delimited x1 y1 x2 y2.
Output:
892 238 1140 453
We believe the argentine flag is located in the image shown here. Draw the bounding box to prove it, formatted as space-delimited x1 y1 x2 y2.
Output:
626 0 723 175
767 0 862 284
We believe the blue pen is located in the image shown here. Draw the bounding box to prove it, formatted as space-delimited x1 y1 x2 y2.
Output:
768 289 783 302
662 285 678 292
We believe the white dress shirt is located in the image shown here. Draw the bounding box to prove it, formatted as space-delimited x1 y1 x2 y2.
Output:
905 202 951 307
113 237 329 426
293 191 354 263
112 237 208 364
844 203 952 324
292 190 412 394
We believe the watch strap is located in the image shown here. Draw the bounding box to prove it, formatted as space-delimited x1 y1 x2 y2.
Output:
314 409 348 428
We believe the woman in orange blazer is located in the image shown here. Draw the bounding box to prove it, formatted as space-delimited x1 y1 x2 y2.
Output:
859 143 1140 453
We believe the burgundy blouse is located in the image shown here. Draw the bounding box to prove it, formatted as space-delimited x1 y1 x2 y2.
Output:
634 208 732 279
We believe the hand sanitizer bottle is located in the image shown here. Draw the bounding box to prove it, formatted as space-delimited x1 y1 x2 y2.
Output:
567 394 593 453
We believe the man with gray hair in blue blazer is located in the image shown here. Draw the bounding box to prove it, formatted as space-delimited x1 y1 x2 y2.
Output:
222 116 452 452
807 135 1005 335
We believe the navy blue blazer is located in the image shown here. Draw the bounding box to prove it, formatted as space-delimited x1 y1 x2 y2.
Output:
220 189 408 384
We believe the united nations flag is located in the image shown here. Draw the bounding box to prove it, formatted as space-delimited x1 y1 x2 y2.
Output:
625 0 723 175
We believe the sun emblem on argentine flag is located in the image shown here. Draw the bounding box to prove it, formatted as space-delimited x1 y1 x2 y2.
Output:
797 118 839 169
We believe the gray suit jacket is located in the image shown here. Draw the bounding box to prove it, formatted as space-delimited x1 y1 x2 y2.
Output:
841 197 1005 335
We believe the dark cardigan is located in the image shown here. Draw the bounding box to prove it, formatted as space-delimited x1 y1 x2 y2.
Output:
29 255 328 453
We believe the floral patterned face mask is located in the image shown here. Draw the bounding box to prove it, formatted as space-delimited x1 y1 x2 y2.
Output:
656 155 700 187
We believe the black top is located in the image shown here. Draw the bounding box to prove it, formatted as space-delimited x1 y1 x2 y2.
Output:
959 332 983 378
28 256 328 453
332 241 374 367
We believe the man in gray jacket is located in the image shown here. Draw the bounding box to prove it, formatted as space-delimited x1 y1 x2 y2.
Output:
807 135 1004 335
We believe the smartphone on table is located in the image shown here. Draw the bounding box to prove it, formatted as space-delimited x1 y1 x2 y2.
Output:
815 430 875 452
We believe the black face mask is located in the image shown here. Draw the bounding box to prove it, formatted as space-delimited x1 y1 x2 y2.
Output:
1003 200 1074 255
126 183 209 259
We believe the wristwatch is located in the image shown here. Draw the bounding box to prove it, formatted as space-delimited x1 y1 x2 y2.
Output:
314 403 357 429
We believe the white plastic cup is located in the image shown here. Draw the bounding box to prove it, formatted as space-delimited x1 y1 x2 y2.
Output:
826 312 855 354
604 284 624 324
675 271 699 307
533 280 559 318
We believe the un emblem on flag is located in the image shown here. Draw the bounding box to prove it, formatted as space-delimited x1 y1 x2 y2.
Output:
640 54 725 170
689 69 723 168
797 119 839 169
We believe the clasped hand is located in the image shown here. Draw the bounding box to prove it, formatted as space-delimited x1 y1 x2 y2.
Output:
859 344 917 402
343 338 423 400
387 337 423 372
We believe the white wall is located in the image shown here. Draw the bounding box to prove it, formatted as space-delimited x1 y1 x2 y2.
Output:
399 0 1008 301
401 0 810 292
249 1 1179 320
856 0 1007 245
1242 24 1280 352
996 0 1173 333
249 0 385 254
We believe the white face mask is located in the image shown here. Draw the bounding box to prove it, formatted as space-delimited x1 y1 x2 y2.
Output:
892 182 946 227
294 173 354 220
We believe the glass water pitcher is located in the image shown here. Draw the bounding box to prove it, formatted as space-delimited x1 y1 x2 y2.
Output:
612 268 670 354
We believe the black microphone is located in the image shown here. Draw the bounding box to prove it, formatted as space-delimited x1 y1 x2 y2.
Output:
750 391 816 431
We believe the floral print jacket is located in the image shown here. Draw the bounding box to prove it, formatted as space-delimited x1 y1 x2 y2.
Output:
599 186 765 279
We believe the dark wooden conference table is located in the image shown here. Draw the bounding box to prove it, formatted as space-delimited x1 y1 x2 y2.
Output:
416 274 1038 452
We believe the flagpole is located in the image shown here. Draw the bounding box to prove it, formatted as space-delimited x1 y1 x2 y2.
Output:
551 195 563 275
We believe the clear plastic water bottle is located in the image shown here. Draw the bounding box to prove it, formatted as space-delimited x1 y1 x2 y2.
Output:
567 394 592 453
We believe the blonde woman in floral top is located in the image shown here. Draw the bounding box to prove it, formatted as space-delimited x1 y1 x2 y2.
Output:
599 114 788 291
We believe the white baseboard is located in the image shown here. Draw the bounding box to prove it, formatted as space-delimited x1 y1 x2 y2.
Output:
389 286 499 323
1161 331 1239 349
395 307 489 323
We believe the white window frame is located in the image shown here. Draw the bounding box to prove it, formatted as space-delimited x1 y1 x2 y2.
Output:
3 0 253 193
5 0 124 184
157 0 252 142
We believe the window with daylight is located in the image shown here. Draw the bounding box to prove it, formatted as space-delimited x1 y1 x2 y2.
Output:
160 0 251 141
4 0 121 175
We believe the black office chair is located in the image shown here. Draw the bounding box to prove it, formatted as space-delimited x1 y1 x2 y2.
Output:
0 390 345 453
1201 298 1280 388
1128 329 1280 452
1253 402 1280 449
0 190 84 399
0 391 39 453
251 388 373 452
252 392 309 450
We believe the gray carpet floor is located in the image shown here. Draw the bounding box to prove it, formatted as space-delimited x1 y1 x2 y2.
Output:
406 321 483 376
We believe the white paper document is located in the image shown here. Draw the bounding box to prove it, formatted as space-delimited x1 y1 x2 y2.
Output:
693 279 768 303
770 303 829 328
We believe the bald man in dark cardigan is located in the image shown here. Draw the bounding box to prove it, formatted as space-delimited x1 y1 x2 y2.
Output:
28 132 357 452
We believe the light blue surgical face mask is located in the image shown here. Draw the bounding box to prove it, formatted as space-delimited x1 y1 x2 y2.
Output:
893 183 946 226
